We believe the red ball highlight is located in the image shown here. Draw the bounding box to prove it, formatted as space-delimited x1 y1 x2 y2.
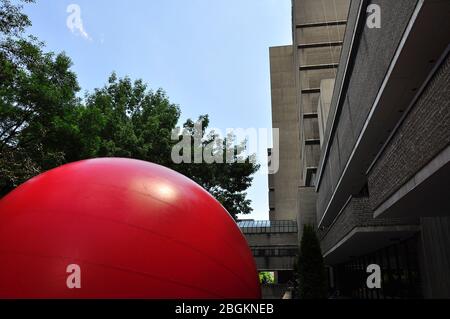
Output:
0 158 260 299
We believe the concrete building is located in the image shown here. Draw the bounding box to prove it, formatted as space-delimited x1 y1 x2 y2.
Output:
268 0 351 238
238 220 298 298
266 0 450 298
316 0 450 299
268 45 300 221
257 0 350 298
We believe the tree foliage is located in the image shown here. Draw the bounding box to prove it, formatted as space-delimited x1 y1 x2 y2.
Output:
173 115 259 216
1 0 80 193
259 272 275 284
0 0 259 219
79 73 181 165
0 0 34 38
296 225 327 299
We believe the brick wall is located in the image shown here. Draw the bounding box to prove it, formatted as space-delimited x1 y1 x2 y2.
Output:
368 54 450 210
316 0 419 223
320 197 418 254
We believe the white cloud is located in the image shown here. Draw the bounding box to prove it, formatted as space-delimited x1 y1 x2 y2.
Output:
66 4 92 41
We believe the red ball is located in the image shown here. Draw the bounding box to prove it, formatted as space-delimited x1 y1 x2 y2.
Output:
0 158 260 299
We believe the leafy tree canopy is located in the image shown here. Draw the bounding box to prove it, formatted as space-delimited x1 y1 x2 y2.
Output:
259 272 275 285
0 0 34 38
0 0 259 219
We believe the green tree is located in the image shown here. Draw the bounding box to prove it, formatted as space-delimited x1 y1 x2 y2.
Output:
78 73 180 165
0 0 34 38
296 225 327 299
0 0 80 194
259 272 275 284
0 0 259 219
78 76 259 218
173 115 259 217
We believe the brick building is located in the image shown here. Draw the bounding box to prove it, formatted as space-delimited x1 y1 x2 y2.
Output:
268 0 450 298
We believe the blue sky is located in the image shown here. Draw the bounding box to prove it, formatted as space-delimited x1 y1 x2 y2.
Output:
23 0 292 220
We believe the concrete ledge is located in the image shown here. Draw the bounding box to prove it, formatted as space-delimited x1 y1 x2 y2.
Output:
300 63 339 71
374 145 450 218
298 41 343 49
296 20 347 29
323 225 420 265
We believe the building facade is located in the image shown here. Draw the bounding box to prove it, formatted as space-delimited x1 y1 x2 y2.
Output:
268 45 301 221
238 220 298 298
269 0 350 237
268 0 450 298
316 0 450 299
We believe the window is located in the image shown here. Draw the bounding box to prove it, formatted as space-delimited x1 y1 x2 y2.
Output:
237 220 298 234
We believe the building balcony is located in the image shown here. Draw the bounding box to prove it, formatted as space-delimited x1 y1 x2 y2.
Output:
319 197 419 265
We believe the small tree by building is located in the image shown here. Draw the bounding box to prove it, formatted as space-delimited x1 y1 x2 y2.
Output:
296 225 327 299
259 272 275 285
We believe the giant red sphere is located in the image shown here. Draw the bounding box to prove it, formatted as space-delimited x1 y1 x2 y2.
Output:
0 158 260 299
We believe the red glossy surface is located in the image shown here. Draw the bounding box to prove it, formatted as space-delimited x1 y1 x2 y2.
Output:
0 158 260 299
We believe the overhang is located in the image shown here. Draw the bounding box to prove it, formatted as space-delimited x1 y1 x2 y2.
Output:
323 225 420 265
317 0 450 227
374 146 450 218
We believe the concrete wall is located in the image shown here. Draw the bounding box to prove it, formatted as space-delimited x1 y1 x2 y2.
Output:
297 187 317 243
268 45 300 221
298 46 342 66
267 0 350 224
368 53 450 211
294 0 350 24
292 0 350 246
293 0 350 182
296 24 346 44
244 232 298 247
316 0 419 224
254 256 296 272
319 197 418 256
314 0 450 298
317 79 335 147
243 230 298 272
